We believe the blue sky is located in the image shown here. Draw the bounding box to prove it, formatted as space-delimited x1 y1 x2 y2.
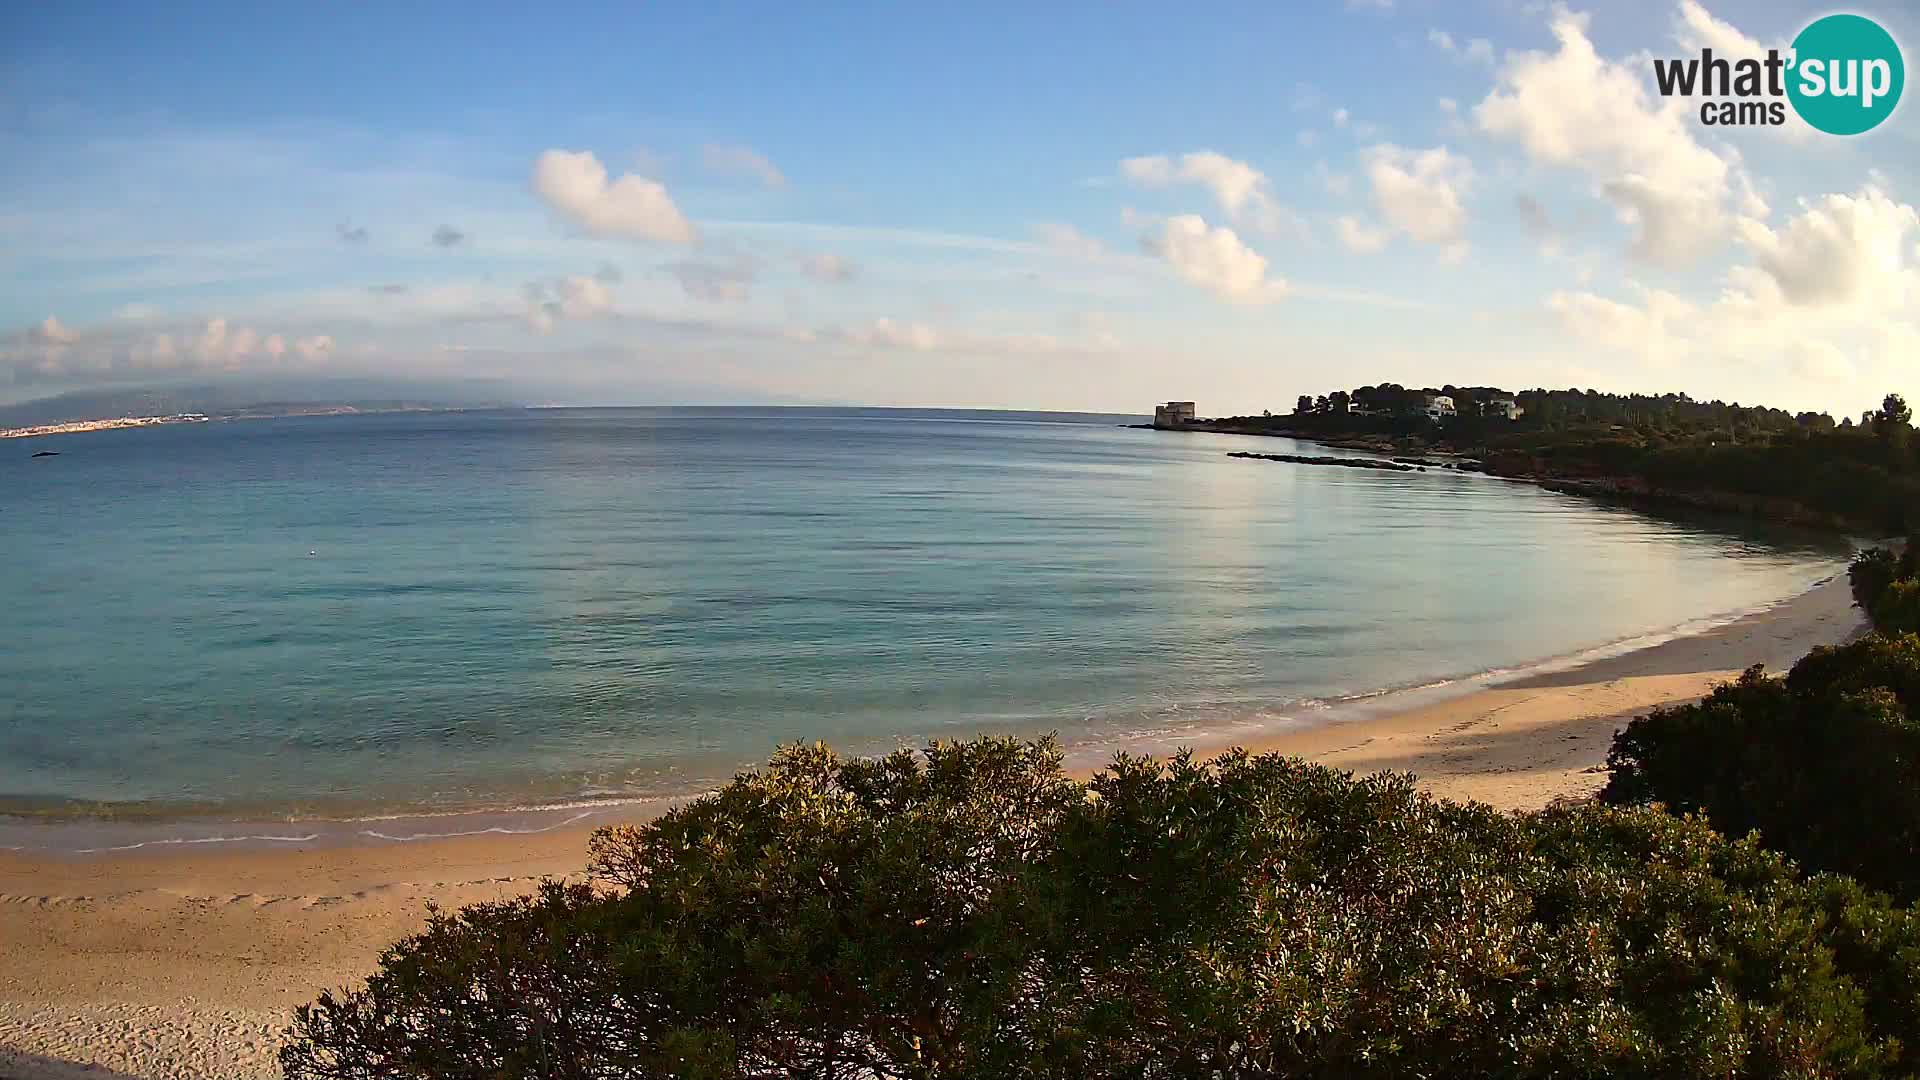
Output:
2 0 1916 415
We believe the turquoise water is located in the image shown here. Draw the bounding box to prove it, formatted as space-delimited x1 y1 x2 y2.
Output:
0 408 1847 820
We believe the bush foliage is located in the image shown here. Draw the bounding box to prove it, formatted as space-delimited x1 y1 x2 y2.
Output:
284 737 1920 1079
1851 543 1920 635
1604 635 1920 903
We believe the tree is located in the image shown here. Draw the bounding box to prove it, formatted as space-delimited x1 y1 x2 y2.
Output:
286 737 1920 1079
1314 394 1330 413
1878 393 1912 454
1295 394 1313 416
1329 390 1351 414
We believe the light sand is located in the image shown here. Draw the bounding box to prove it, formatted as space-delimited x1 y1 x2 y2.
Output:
0 576 1866 1079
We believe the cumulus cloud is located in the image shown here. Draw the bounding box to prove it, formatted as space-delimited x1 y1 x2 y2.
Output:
1550 184 1920 385
532 149 697 245
1032 222 1106 259
1138 214 1288 303
1733 187 1918 308
833 317 941 351
525 274 618 331
3 316 340 385
798 252 857 283
1362 144 1473 250
431 224 467 248
1120 152 1302 237
701 144 786 188
1335 215 1391 254
30 316 78 345
1670 1 1813 141
293 335 334 360
1430 28 1494 64
669 257 757 303
1474 6 1735 267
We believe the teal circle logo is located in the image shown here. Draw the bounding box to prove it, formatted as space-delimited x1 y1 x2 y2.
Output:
1787 14 1904 135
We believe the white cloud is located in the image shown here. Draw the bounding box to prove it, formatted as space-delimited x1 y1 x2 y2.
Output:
1335 215 1391 254
1733 187 1918 308
532 149 697 245
1032 222 1106 259
700 144 787 189
1120 151 1302 237
1551 184 1920 388
1332 108 1350 129
1362 144 1473 248
1474 6 1735 267
4 316 339 384
669 258 756 303
834 318 941 351
31 316 78 345
1431 29 1495 64
798 252 857 282
1138 214 1288 303
525 273 619 331
293 334 334 361
1669 0 1813 141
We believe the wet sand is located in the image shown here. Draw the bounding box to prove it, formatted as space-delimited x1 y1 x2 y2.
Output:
0 576 1865 1078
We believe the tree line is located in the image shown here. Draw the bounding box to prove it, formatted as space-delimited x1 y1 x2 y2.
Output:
1243 388 1918 533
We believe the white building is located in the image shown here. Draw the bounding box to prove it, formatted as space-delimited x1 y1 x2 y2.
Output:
1419 394 1456 421
1482 397 1523 420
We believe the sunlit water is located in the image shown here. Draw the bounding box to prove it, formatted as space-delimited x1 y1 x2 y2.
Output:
0 408 1848 822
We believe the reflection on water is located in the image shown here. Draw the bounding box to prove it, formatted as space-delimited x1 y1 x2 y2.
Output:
0 408 1849 819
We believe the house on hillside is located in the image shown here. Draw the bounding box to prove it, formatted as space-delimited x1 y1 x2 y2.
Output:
1418 393 1457 421
1481 397 1524 420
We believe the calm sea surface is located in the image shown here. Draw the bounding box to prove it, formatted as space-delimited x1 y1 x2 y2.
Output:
0 408 1848 821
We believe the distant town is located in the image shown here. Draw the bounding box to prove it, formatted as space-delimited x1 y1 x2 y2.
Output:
1 414 209 440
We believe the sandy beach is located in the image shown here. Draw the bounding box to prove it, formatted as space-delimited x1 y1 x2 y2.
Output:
0 575 1865 1079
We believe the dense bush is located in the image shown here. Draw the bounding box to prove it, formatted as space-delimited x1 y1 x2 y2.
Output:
284 737 1920 1079
1604 635 1920 903
1852 545 1919 632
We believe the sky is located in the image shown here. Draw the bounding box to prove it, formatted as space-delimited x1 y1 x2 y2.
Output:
1 0 1916 416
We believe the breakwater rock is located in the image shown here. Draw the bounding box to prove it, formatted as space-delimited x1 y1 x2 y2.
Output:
1227 451 1419 472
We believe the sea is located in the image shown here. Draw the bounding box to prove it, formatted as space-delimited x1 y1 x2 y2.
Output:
0 407 1851 843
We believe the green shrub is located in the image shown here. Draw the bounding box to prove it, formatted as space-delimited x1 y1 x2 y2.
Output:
1606 637 1920 903
1851 544 1920 634
1872 580 1920 636
285 737 1920 1079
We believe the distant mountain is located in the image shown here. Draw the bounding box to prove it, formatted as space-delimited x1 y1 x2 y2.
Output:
0 378 522 428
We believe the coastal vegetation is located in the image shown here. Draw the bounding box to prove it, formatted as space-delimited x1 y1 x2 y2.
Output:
1206 387 1919 533
284 737 1920 1078
1603 540 1920 903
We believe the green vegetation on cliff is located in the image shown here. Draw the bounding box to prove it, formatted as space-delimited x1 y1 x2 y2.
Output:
1213 387 1919 533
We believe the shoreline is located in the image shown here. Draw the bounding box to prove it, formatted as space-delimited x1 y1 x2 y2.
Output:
0 565 1846 856
0 575 1869 1078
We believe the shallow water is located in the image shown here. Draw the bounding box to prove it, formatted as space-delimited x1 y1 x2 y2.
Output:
0 407 1848 820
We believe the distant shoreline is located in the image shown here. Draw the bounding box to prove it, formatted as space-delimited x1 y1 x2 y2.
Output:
1 404 479 441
